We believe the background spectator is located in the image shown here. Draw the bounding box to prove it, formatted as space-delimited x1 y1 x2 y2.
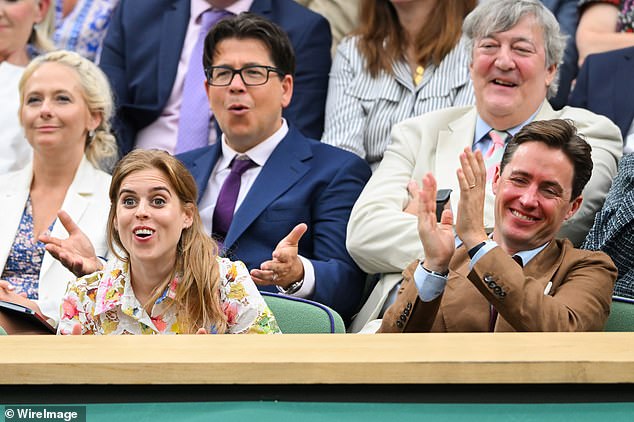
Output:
52 0 120 62
0 0 53 174
583 153 634 299
100 0 331 156
0 50 116 327
569 46 634 150
576 0 634 66
294 0 359 56
541 0 579 108
322 0 476 170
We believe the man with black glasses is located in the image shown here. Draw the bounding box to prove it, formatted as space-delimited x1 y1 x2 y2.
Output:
45 13 371 323
175 13 371 322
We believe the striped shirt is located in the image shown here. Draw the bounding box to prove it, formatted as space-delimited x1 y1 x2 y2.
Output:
322 35 475 170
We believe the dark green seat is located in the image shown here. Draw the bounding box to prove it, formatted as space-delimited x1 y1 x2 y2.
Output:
261 292 345 333
604 296 634 332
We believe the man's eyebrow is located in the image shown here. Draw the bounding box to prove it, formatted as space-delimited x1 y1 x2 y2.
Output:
509 169 531 178
213 62 265 68
540 180 564 192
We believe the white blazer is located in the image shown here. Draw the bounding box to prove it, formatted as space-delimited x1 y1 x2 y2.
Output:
0 156 111 323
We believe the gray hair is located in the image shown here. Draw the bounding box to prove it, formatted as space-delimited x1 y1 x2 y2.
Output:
462 0 566 98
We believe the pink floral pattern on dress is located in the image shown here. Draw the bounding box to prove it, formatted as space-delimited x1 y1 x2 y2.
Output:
57 257 280 335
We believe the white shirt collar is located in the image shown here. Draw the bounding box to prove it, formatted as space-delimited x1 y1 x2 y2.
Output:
218 118 289 170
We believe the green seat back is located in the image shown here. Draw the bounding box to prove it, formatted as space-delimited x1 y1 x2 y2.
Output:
605 296 634 332
261 292 345 333
0 325 6 335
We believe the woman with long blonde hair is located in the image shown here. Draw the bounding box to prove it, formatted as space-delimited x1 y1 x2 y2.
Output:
58 150 280 334
0 50 115 333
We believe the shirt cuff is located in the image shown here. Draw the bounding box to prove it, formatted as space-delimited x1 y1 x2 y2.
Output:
469 240 498 270
276 255 315 298
413 263 448 302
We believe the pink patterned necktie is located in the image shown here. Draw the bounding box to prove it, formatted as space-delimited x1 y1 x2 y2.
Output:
176 9 231 154
484 129 509 181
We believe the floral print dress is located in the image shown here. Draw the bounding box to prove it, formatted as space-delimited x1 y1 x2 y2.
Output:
57 257 281 335
1 197 55 299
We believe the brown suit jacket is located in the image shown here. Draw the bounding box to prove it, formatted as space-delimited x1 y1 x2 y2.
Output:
379 239 617 332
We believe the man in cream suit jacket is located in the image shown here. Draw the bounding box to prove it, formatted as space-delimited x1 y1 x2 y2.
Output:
347 0 622 332
379 119 616 333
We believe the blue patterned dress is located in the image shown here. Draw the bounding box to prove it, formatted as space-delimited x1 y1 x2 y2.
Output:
1 197 55 299
53 0 120 62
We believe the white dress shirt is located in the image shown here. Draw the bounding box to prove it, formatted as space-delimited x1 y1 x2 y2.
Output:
198 119 316 298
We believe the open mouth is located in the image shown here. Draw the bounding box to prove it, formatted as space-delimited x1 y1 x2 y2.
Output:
492 79 517 88
134 228 155 239
510 209 538 222
228 104 248 111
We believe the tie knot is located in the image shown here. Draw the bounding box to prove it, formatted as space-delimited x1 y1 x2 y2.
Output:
200 9 231 30
489 129 509 147
230 155 256 175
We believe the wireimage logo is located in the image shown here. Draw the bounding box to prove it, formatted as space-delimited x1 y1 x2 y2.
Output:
3 406 85 422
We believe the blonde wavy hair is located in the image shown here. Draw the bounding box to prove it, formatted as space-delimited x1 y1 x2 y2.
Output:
106 150 227 334
18 50 118 170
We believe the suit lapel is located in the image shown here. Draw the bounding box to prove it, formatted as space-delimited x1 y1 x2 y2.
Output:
534 99 556 120
441 241 564 332
187 145 221 202
436 110 475 187
224 129 311 248
522 240 564 293
158 0 190 104
40 159 94 278
0 166 32 270
435 108 499 227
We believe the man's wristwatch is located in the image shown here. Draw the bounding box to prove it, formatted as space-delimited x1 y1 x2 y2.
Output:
420 262 449 277
278 279 303 295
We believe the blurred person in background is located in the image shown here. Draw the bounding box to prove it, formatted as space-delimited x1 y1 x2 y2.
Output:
0 0 53 174
322 0 477 170
0 50 116 332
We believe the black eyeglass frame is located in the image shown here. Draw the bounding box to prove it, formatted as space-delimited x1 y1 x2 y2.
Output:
204 65 285 87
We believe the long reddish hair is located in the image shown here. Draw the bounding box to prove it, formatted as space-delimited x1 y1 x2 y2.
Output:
355 0 477 77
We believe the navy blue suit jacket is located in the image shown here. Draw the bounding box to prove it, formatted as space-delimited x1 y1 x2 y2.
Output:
541 0 579 109
569 46 634 140
100 0 331 155
177 126 372 321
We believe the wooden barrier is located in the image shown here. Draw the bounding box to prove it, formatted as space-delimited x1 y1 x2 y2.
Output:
2 332 634 385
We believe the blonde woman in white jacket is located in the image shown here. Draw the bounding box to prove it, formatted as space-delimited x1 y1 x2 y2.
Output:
0 50 116 332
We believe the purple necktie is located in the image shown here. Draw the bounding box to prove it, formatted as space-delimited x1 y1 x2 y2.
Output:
213 156 257 240
176 9 230 154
